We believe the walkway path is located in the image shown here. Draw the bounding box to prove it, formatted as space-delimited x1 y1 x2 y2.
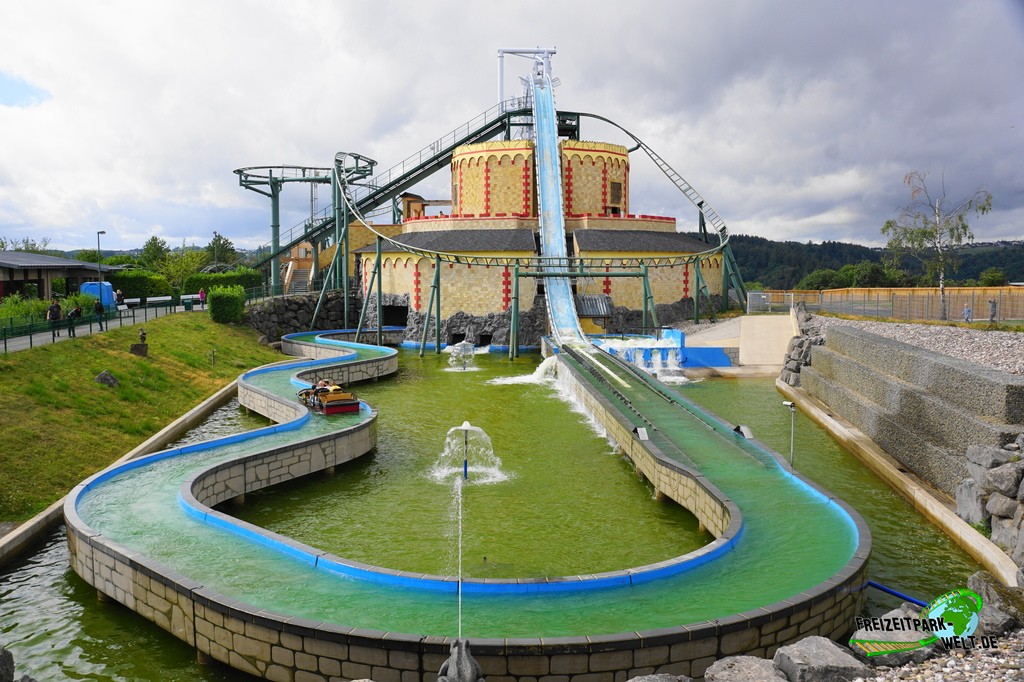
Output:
1 305 200 354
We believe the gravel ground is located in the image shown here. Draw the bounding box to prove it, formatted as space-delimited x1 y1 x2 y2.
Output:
856 626 1024 681
813 318 1024 376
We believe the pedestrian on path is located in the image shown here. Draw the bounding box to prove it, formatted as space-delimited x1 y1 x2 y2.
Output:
93 299 105 331
198 288 206 309
67 305 82 338
46 299 62 340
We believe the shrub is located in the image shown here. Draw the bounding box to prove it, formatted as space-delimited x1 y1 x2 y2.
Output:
107 269 173 300
208 285 246 324
182 267 263 295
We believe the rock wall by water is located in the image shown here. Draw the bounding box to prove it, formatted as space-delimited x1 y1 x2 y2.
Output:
800 325 1024 498
779 303 823 387
957 437 1024 581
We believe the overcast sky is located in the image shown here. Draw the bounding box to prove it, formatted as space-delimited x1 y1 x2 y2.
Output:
1 1 1022 254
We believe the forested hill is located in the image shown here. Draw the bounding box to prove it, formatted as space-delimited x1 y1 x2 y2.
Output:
721 235 879 289
700 234 1024 289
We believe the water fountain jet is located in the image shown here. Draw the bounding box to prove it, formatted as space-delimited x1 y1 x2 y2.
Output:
448 340 478 371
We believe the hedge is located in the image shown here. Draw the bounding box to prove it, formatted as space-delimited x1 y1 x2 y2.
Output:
182 267 262 296
208 285 246 324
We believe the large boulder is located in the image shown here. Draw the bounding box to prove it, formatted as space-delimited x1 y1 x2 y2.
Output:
956 478 989 525
626 675 692 682
965 444 1015 484
773 636 871 682
1 647 13 682
983 461 1024 498
704 655 784 681
847 603 938 666
967 570 1024 636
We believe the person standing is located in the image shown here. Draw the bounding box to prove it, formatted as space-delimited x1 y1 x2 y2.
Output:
67 305 82 338
962 303 972 324
198 287 206 309
46 299 62 340
93 298 105 331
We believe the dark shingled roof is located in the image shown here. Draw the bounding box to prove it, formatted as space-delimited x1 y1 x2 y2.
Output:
354 229 537 254
574 229 711 253
0 251 108 271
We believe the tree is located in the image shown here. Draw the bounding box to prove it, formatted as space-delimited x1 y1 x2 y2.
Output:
157 248 209 291
103 254 138 267
205 232 238 266
0 236 51 253
881 171 992 320
795 268 838 290
76 248 103 264
978 266 1008 287
139 236 170 270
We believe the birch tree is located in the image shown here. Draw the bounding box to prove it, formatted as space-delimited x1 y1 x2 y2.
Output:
882 171 992 320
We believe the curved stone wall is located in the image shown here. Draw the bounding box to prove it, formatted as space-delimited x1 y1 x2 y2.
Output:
64 341 869 681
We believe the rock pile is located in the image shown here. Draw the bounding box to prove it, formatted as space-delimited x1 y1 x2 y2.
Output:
779 303 824 386
957 435 1024 583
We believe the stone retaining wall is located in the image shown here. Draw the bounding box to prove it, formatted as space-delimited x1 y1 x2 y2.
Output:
801 326 1024 497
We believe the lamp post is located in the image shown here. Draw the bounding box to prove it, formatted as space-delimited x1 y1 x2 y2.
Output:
783 400 796 469
96 230 106 284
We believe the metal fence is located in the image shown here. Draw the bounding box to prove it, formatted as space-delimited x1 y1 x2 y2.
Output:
756 287 1024 323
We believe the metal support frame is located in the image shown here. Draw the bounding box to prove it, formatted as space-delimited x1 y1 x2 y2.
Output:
355 239 382 344
418 257 443 356
641 264 659 331
233 165 331 297
376 238 383 347
721 243 748 310
509 263 520 359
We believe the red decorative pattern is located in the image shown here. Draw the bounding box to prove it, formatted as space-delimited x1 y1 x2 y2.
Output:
502 267 512 310
682 265 691 298
413 268 421 312
564 160 574 214
601 164 608 215
483 164 491 216
522 163 532 216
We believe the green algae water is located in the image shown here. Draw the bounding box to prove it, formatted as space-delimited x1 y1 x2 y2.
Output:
678 376 981 612
0 398 267 682
234 351 709 578
69 343 860 638
0 367 983 680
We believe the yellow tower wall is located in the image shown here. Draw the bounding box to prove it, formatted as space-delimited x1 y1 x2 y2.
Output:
561 141 630 216
361 254 537 318
451 142 535 218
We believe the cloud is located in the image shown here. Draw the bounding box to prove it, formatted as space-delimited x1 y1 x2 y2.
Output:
0 0 1021 254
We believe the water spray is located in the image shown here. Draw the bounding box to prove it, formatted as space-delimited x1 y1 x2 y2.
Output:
458 423 469 638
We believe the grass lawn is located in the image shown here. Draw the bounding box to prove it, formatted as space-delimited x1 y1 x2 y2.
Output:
0 313 284 522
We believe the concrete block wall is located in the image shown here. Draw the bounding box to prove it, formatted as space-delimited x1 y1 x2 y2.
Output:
556 358 736 538
802 326 1024 497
